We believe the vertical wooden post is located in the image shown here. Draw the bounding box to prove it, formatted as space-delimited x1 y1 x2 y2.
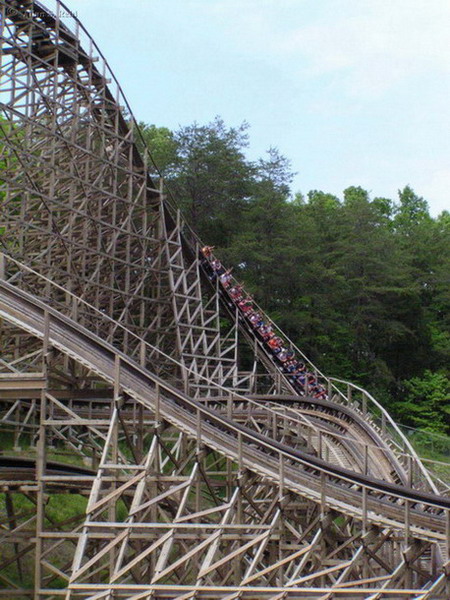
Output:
276 370 282 394
320 471 327 519
272 411 277 439
155 383 160 425
363 443 369 475
446 509 450 571
13 402 21 451
238 432 243 474
404 499 410 553
279 454 285 503
0 252 5 279
227 392 233 420
140 339 146 368
362 486 368 535
109 354 121 577
362 485 369 580
196 406 202 448
327 379 332 399
138 402 144 459
407 454 413 488
34 310 50 600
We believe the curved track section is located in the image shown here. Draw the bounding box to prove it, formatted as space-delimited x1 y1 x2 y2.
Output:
0 277 449 598
234 395 406 482
199 252 440 492
0 0 433 492
0 1 448 598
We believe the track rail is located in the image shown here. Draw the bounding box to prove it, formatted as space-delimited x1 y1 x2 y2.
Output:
2 253 434 494
198 250 441 493
225 394 407 482
0 0 436 494
0 2 448 595
0 279 448 545
0 456 95 484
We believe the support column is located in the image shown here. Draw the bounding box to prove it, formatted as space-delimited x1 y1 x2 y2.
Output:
34 311 50 600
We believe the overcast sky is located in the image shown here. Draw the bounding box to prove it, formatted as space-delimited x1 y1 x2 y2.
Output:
62 0 450 216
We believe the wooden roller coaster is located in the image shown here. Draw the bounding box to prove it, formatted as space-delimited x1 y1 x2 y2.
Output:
0 1 448 598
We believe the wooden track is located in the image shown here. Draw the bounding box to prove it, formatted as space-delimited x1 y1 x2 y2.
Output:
0 1 448 597
0 266 449 598
0 280 448 542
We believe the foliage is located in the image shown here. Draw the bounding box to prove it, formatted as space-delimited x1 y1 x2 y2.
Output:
393 370 450 434
0 115 24 242
139 116 449 432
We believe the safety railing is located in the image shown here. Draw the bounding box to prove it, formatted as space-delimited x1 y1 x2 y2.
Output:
194 250 440 493
0 2 442 494
1 269 449 545
1 252 446 494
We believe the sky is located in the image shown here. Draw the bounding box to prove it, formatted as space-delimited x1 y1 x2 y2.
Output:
62 0 450 216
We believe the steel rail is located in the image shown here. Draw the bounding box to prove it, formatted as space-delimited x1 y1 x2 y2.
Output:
0 253 429 486
199 257 439 493
0 456 94 475
1 0 433 492
0 280 448 545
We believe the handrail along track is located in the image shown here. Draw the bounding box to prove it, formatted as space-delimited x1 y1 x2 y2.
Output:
0 0 436 492
0 277 448 546
0 2 449 596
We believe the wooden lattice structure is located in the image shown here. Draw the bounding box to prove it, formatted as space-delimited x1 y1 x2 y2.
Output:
0 1 449 598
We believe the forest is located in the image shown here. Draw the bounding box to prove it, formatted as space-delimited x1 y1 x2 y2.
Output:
137 117 450 436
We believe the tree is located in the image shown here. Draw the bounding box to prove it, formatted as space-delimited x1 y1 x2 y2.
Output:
256 147 294 194
134 116 449 433
222 146 296 306
394 185 430 233
135 122 179 177
392 370 450 434
166 117 255 246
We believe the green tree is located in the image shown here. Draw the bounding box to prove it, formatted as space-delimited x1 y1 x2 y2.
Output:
393 370 450 434
394 185 430 233
167 117 255 246
134 116 449 434
222 146 296 305
136 122 179 177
